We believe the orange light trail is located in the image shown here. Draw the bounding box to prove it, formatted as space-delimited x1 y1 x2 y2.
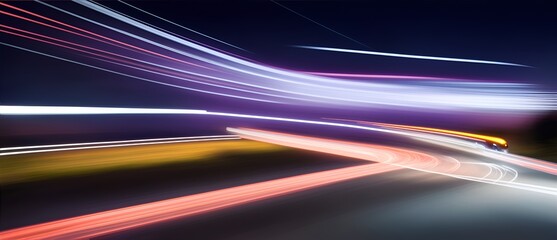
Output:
354 120 508 148
228 127 454 172
0 164 400 239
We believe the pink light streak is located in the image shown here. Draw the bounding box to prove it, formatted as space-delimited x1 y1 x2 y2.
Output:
228 128 556 195
0 164 399 239
0 26 239 95
302 71 453 80
0 2 208 70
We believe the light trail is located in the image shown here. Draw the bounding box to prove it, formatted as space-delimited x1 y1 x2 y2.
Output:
0 136 238 156
0 106 206 115
0 163 400 239
353 120 508 148
1 2 555 111
117 0 247 52
0 25 241 103
228 127 476 175
0 42 280 103
13 2 394 105
0 2 208 69
415 136 557 176
326 118 557 176
0 23 224 88
1 135 236 151
0 105 391 132
66 0 369 88
2 105 556 176
72 0 557 111
0 3 553 237
0 8 130 53
460 162 518 182
1 105 555 236
92 55 316 103
228 128 557 195
0 23 138 63
90 0 252 61
302 71 454 80
296 46 530 67
0 25 367 105
270 0 369 48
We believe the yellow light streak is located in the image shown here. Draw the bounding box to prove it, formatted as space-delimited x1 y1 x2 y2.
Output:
0 140 284 185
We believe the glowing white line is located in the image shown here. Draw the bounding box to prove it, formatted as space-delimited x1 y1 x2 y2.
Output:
1 135 236 151
493 164 505 182
71 0 334 83
461 162 498 180
0 137 239 156
0 105 400 135
414 135 557 176
271 0 369 48
229 128 557 195
296 46 530 67
502 165 520 182
86 54 307 102
93 57 305 103
0 106 206 115
0 42 280 104
454 174 557 195
117 0 247 52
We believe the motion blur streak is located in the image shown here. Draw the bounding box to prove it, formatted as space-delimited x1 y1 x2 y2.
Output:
0 139 282 185
0 105 206 115
0 1 549 111
359 121 508 147
227 127 472 174
0 164 400 239
271 0 369 48
228 128 557 195
117 0 246 52
0 2 208 69
1 135 236 151
296 46 530 67
416 137 557 176
302 71 453 80
2 105 556 176
0 42 280 103
0 105 401 136
327 119 557 176
0 136 238 156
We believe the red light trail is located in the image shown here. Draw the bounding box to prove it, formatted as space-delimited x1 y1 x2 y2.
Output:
0 163 400 239
0 2 208 69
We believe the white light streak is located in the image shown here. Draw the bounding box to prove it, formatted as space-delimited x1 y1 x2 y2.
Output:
228 127 557 196
1 135 236 151
297 46 530 67
0 136 238 156
0 106 207 115
117 0 247 52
